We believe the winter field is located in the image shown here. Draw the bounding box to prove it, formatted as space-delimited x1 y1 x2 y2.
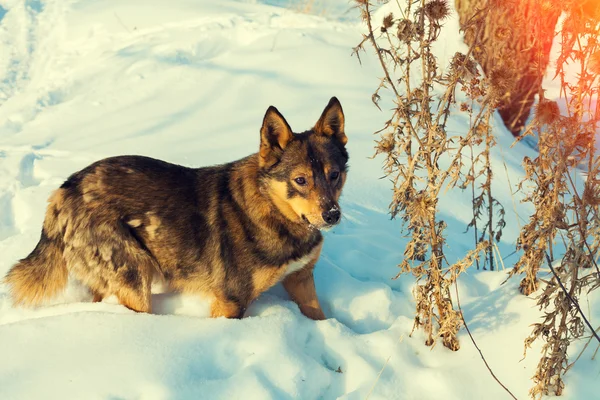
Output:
0 0 598 399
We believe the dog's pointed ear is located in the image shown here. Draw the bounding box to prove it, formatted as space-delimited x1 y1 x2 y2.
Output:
259 106 294 168
314 97 347 146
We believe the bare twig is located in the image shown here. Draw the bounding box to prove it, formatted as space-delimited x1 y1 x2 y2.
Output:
545 254 600 344
454 281 518 400
566 324 600 373
365 335 405 400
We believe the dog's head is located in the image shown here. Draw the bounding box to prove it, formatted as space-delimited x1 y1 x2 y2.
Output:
258 97 349 230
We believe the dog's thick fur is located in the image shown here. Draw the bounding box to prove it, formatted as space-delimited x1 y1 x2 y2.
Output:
3 97 349 320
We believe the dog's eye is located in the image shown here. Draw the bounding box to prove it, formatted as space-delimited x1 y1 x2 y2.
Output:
294 177 307 186
330 171 340 180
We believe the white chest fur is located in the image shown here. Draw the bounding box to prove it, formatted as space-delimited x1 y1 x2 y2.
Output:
282 245 320 278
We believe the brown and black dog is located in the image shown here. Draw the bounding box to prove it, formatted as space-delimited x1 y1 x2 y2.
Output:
4 97 349 320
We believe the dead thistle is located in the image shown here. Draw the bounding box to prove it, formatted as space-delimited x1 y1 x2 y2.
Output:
353 0 498 350
511 4 600 397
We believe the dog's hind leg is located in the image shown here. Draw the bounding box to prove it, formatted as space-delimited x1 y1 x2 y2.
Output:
64 219 157 314
210 293 246 319
91 291 104 303
115 283 152 313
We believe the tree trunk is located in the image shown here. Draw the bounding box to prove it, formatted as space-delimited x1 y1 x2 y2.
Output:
454 0 560 136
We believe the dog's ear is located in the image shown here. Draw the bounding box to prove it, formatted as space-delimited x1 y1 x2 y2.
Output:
259 106 294 168
314 97 347 146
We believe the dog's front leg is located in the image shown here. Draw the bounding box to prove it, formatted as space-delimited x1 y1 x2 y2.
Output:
283 261 326 321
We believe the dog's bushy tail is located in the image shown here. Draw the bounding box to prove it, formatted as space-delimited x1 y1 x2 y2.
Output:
4 230 68 306
4 188 71 306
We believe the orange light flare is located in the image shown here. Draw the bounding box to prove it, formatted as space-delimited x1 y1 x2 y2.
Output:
552 1 600 126
576 2 600 113
533 1 600 160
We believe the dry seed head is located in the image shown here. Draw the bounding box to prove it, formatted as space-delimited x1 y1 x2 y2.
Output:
381 13 394 32
474 121 490 136
488 66 515 99
397 19 415 42
450 52 478 78
424 0 451 21
574 130 594 148
451 52 465 66
582 184 600 206
376 133 395 154
411 88 424 102
359 8 368 22
535 100 560 125
465 57 479 76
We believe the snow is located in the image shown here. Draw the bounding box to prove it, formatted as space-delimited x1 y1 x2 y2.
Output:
0 0 598 399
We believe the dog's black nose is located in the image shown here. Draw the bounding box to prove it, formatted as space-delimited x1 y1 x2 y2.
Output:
322 209 341 225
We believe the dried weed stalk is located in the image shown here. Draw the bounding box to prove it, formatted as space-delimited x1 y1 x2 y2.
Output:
508 3 600 398
461 95 506 271
353 0 504 349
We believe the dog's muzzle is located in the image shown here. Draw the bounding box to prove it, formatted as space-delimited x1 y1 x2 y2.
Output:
322 209 341 226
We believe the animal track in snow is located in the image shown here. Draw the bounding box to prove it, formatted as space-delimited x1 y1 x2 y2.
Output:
0 192 16 241
18 152 41 188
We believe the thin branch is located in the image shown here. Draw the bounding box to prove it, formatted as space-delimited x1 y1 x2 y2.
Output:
566 324 600 373
454 281 518 400
365 335 405 400
545 254 600 344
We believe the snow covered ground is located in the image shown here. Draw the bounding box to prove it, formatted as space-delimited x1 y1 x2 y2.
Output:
0 0 598 399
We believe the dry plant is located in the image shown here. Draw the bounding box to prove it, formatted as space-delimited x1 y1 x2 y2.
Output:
508 3 600 398
454 0 559 271
354 0 600 396
461 88 506 271
352 0 506 350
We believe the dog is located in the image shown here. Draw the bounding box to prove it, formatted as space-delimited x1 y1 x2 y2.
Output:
3 97 349 320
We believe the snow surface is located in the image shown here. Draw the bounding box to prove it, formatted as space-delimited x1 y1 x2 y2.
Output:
0 0 598 399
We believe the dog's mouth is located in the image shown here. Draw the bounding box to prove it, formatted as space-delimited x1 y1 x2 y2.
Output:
301 214 338 231
301 214 319 230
